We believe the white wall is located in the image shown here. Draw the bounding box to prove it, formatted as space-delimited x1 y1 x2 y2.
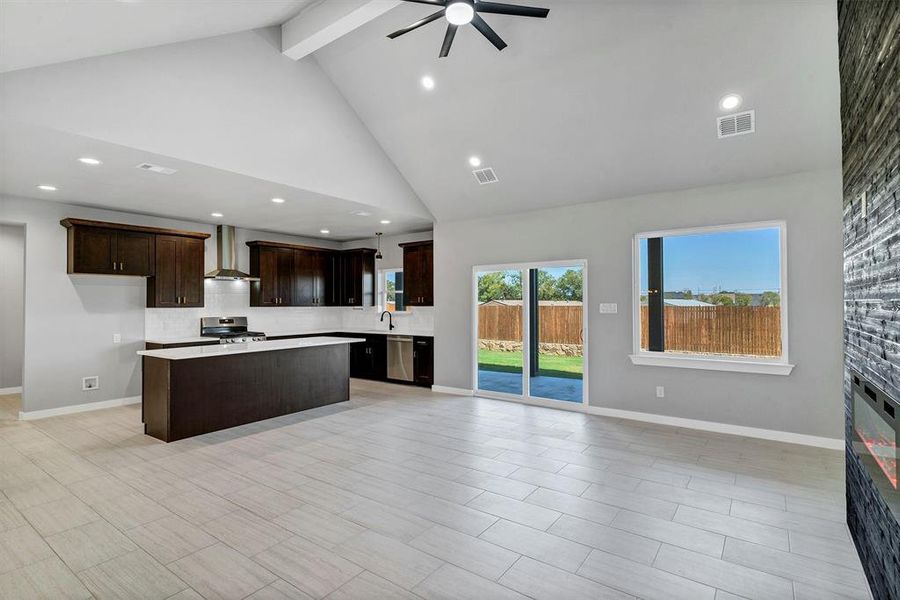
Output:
434 169 844 439
0 194 344 413
0 224 25 390
0 27 431 220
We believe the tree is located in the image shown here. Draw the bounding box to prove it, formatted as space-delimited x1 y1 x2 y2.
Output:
478 271 522 302
735 293 752 306
711 293 734 306
537 270 558 300
681 289 693 300
555 269 583 301
761 291 781 307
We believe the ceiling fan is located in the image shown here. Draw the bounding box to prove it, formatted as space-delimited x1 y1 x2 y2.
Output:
387 0 550 58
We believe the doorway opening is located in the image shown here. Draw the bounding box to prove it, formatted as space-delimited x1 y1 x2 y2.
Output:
0 224 25 420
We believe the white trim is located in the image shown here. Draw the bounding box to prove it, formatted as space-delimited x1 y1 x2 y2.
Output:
472 392 842 450
19 395 141 421
632 220 790 367
0 386 22 395
629 353 795 375
431 385 474 396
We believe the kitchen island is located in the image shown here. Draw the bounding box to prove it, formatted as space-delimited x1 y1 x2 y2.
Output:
137 337 362 442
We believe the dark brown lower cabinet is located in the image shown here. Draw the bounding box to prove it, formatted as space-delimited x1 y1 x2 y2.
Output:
414 336 434 386
349 334 387 380
142 344 351 442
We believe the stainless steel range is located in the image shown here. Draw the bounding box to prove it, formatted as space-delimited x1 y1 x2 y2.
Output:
200 317 267 344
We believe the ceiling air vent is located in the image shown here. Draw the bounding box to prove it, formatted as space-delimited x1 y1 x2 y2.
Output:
717 110 755 139
135 162 178 175
473 167 498 185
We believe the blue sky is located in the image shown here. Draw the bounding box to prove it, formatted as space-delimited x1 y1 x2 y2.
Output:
640 228 781 293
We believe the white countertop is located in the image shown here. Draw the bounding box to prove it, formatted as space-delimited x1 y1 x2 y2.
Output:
145 327 433 346
138 336 364 361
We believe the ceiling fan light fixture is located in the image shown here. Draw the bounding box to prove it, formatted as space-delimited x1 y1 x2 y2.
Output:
446 1 475 25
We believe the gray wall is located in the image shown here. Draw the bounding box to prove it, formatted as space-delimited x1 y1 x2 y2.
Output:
434 169 844 439
0 194 342 413
0 224 25 390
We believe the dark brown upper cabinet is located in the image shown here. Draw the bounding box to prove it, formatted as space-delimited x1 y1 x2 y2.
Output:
249 244 295 307
147 235 206 307
61 219 209 284
401 240 433 307
247 241 375 307
293 249 331 306
339 249 376 307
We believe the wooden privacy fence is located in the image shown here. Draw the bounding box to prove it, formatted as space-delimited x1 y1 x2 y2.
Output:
478 303 583 345
640 305 781 357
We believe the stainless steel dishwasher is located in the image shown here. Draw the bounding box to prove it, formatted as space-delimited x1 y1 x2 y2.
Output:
387 335 414 382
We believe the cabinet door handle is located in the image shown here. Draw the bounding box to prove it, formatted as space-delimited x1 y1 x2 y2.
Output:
120 262 125 271
112 262 117 271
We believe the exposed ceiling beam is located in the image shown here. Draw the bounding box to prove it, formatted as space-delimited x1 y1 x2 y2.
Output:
282 0 402 61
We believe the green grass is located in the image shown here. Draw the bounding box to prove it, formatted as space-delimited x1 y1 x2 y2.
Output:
478 349 583 380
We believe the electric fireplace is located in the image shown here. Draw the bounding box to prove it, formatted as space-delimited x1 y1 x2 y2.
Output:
851 371 900 520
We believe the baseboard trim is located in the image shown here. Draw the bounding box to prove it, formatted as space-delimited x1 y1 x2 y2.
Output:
431 385 474 396
19 396 142 421
464 390 843 450
583 405 844 450
0 386 22 395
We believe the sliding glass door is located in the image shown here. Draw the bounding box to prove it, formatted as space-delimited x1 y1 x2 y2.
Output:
476 269 525 395
475 261 586 405
529 265 584 403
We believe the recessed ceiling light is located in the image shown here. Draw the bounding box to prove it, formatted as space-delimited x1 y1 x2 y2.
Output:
380 220 391 224
353 211 372 217
320 229 330 234
469 156 482 168
78 157 102 166
37 184 57 191
211 212 223 218
421 76 435 90
719 94 742 111
446 1 475 25
271 197 285 204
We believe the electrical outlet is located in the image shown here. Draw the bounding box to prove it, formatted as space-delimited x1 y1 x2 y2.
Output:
112 333 121 344
83 376 99 391
598 303 618 314
656 386 665 398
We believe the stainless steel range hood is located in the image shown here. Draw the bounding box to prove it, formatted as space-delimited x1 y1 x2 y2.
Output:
204 225 259 281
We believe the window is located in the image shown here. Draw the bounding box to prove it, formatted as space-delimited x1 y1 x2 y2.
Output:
379 269 405 312
631 222 792 375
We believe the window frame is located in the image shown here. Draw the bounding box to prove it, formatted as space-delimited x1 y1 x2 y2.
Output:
629 220 793 376
378 268 407 313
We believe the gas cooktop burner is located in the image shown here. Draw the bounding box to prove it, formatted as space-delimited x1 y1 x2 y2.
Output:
200 317 267 344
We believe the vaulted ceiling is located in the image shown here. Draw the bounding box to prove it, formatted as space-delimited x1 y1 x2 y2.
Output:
0 0 841 236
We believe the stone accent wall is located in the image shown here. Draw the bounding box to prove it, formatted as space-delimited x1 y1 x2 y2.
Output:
839 2 900 598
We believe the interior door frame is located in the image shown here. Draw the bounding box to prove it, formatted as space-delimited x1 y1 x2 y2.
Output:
472 259 588 407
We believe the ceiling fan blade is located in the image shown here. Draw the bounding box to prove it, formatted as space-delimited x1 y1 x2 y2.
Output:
471 14 507 51
474 2 549 18
399 0 447 5
439 24 458 57
387 9 446 39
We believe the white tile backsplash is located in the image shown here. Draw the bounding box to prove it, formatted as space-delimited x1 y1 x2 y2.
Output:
145 280 434 340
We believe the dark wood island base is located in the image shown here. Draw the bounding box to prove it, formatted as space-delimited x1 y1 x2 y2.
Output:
142 343 351 442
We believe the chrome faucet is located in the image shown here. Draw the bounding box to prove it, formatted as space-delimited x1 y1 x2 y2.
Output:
380 310 395 331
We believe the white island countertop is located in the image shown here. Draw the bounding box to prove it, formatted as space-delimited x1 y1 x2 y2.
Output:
145 327 434 346
138 336 363 361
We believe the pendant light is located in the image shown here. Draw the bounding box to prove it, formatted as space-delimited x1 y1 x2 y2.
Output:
375 232 384 260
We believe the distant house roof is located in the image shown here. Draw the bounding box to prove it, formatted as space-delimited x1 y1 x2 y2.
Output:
664 299 714 307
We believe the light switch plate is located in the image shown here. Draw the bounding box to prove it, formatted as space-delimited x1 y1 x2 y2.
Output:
112 333 121 344
598 303 618 314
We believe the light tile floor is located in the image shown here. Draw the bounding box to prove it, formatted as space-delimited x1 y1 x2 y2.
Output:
0 384 871 599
